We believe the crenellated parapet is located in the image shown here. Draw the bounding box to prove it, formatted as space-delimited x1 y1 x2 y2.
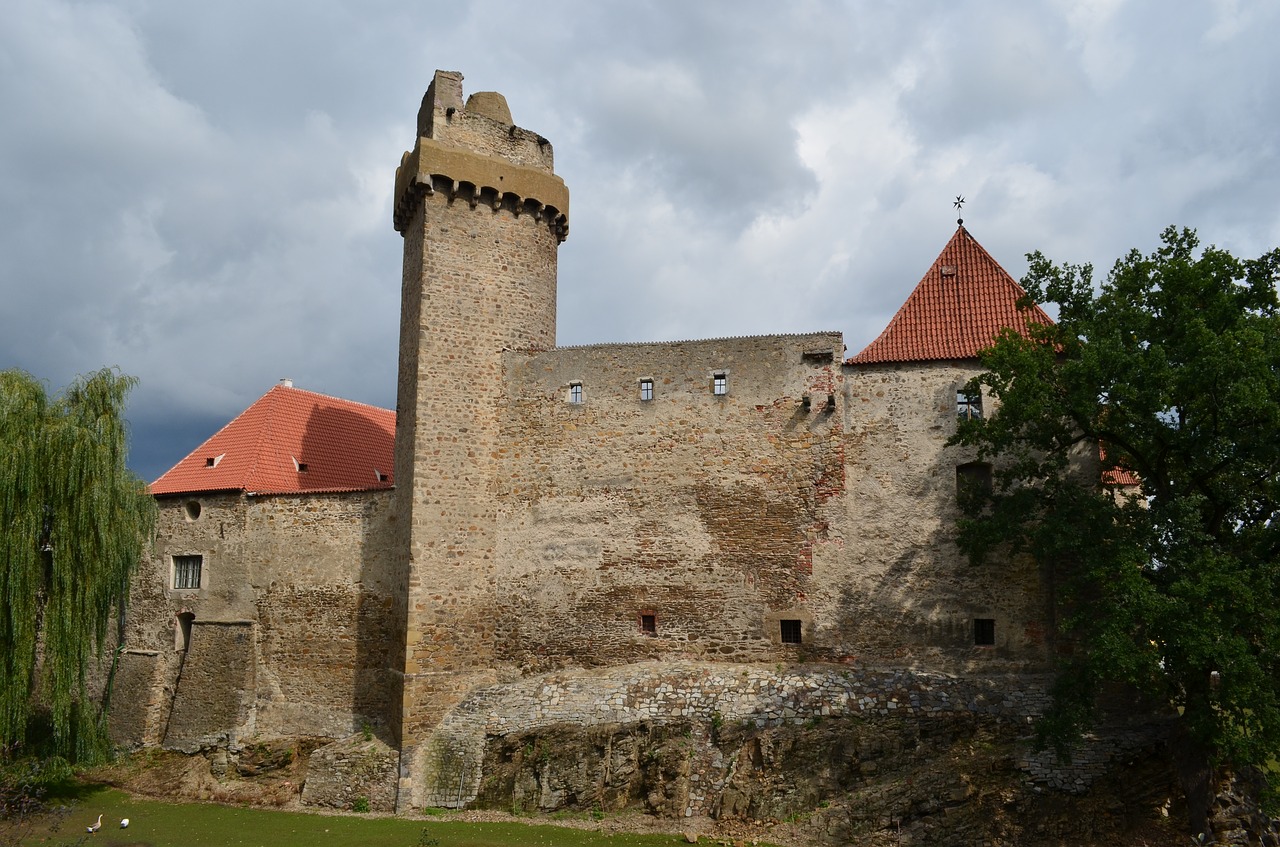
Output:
392 138 569 239
393 70 569 240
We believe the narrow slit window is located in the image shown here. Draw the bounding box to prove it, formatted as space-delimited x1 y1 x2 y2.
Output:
173 555 203 590
957 389 983 420
640 379 654 401
713 373 727 396
780 619 802 644
569 382 583 404
974 618 996 646
640 613 656 635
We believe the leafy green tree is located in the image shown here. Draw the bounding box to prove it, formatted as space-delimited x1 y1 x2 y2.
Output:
0 368 155 762
952 227 1280 835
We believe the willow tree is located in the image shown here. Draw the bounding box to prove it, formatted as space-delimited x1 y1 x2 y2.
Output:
951 228 1280 836
0 368 155 762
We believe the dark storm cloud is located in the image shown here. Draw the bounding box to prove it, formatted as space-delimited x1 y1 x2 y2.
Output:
2 0 1277 481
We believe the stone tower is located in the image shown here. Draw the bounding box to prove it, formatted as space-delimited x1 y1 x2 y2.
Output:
389 71 569 806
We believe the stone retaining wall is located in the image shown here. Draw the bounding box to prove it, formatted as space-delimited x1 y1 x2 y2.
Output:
411 661 1139 810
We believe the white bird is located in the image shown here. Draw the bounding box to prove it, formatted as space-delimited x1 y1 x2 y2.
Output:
86 814 102 833
120 818 130 828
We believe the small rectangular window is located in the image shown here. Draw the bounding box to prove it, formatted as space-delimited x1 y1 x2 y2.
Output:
956 462 993 498
173 555 203 590
780 619 802 644
639 379 654 401
569 382 583 404
640 613 656 635
974 618 996 646
713 373 727 396
957 389 983 420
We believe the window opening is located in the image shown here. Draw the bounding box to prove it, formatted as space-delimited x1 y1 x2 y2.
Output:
956 462 993 498
173 555 203 590
780 619 802 644
569 382 583 404
974 618 996 646
957 389 983 420
640 379 654 401
713 373 727 396
640 613 656 635
184 500 201 521
175 612 195 652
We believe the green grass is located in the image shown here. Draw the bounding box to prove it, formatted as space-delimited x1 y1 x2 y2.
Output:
13 787 707 847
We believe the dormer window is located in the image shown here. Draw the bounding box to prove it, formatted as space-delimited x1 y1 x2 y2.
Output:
204 453 225 468
292 456 308 473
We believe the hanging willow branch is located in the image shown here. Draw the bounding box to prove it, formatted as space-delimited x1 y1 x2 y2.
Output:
0 368 155 761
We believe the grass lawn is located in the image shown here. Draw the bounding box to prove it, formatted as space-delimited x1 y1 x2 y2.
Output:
12 786 709 847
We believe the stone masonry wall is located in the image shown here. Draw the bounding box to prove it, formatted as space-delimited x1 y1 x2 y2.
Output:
821 360 1053 672
491 333 845 673
114 490 396 750
164 621 256 752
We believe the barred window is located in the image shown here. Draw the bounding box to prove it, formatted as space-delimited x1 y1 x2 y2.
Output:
780 619 802 644
974 618 996 646
173 555 202 590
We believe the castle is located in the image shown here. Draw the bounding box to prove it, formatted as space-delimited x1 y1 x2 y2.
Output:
109 71 1066 816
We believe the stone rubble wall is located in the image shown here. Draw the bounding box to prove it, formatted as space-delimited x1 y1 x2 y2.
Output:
413 661 1156 811
300 734 399 813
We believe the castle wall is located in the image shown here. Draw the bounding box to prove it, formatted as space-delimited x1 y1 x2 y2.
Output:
822 361 1052 671
489 333 845 670
476 342 1050 677
112 490 396 749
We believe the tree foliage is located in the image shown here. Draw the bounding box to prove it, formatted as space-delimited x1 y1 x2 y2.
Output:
0 368 155 762
951 227 1280 816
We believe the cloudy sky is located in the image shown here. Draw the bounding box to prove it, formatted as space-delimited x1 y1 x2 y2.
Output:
3 0 1278 481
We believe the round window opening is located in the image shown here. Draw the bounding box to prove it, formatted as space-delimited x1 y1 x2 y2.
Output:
184 500 202 521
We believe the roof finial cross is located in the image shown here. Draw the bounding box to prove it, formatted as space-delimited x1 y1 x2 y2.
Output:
953 195 965 226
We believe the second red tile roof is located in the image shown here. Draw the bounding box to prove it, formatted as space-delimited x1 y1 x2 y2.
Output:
847 225 1053 365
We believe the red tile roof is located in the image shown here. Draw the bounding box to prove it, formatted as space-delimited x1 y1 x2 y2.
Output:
1100 444 1141 487
150 384 395 496
847 226 1054 365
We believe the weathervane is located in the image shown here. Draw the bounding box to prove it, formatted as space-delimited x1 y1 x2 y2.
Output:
953 195 965 226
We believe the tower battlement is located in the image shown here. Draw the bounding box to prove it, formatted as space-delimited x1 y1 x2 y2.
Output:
393 71 568 239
